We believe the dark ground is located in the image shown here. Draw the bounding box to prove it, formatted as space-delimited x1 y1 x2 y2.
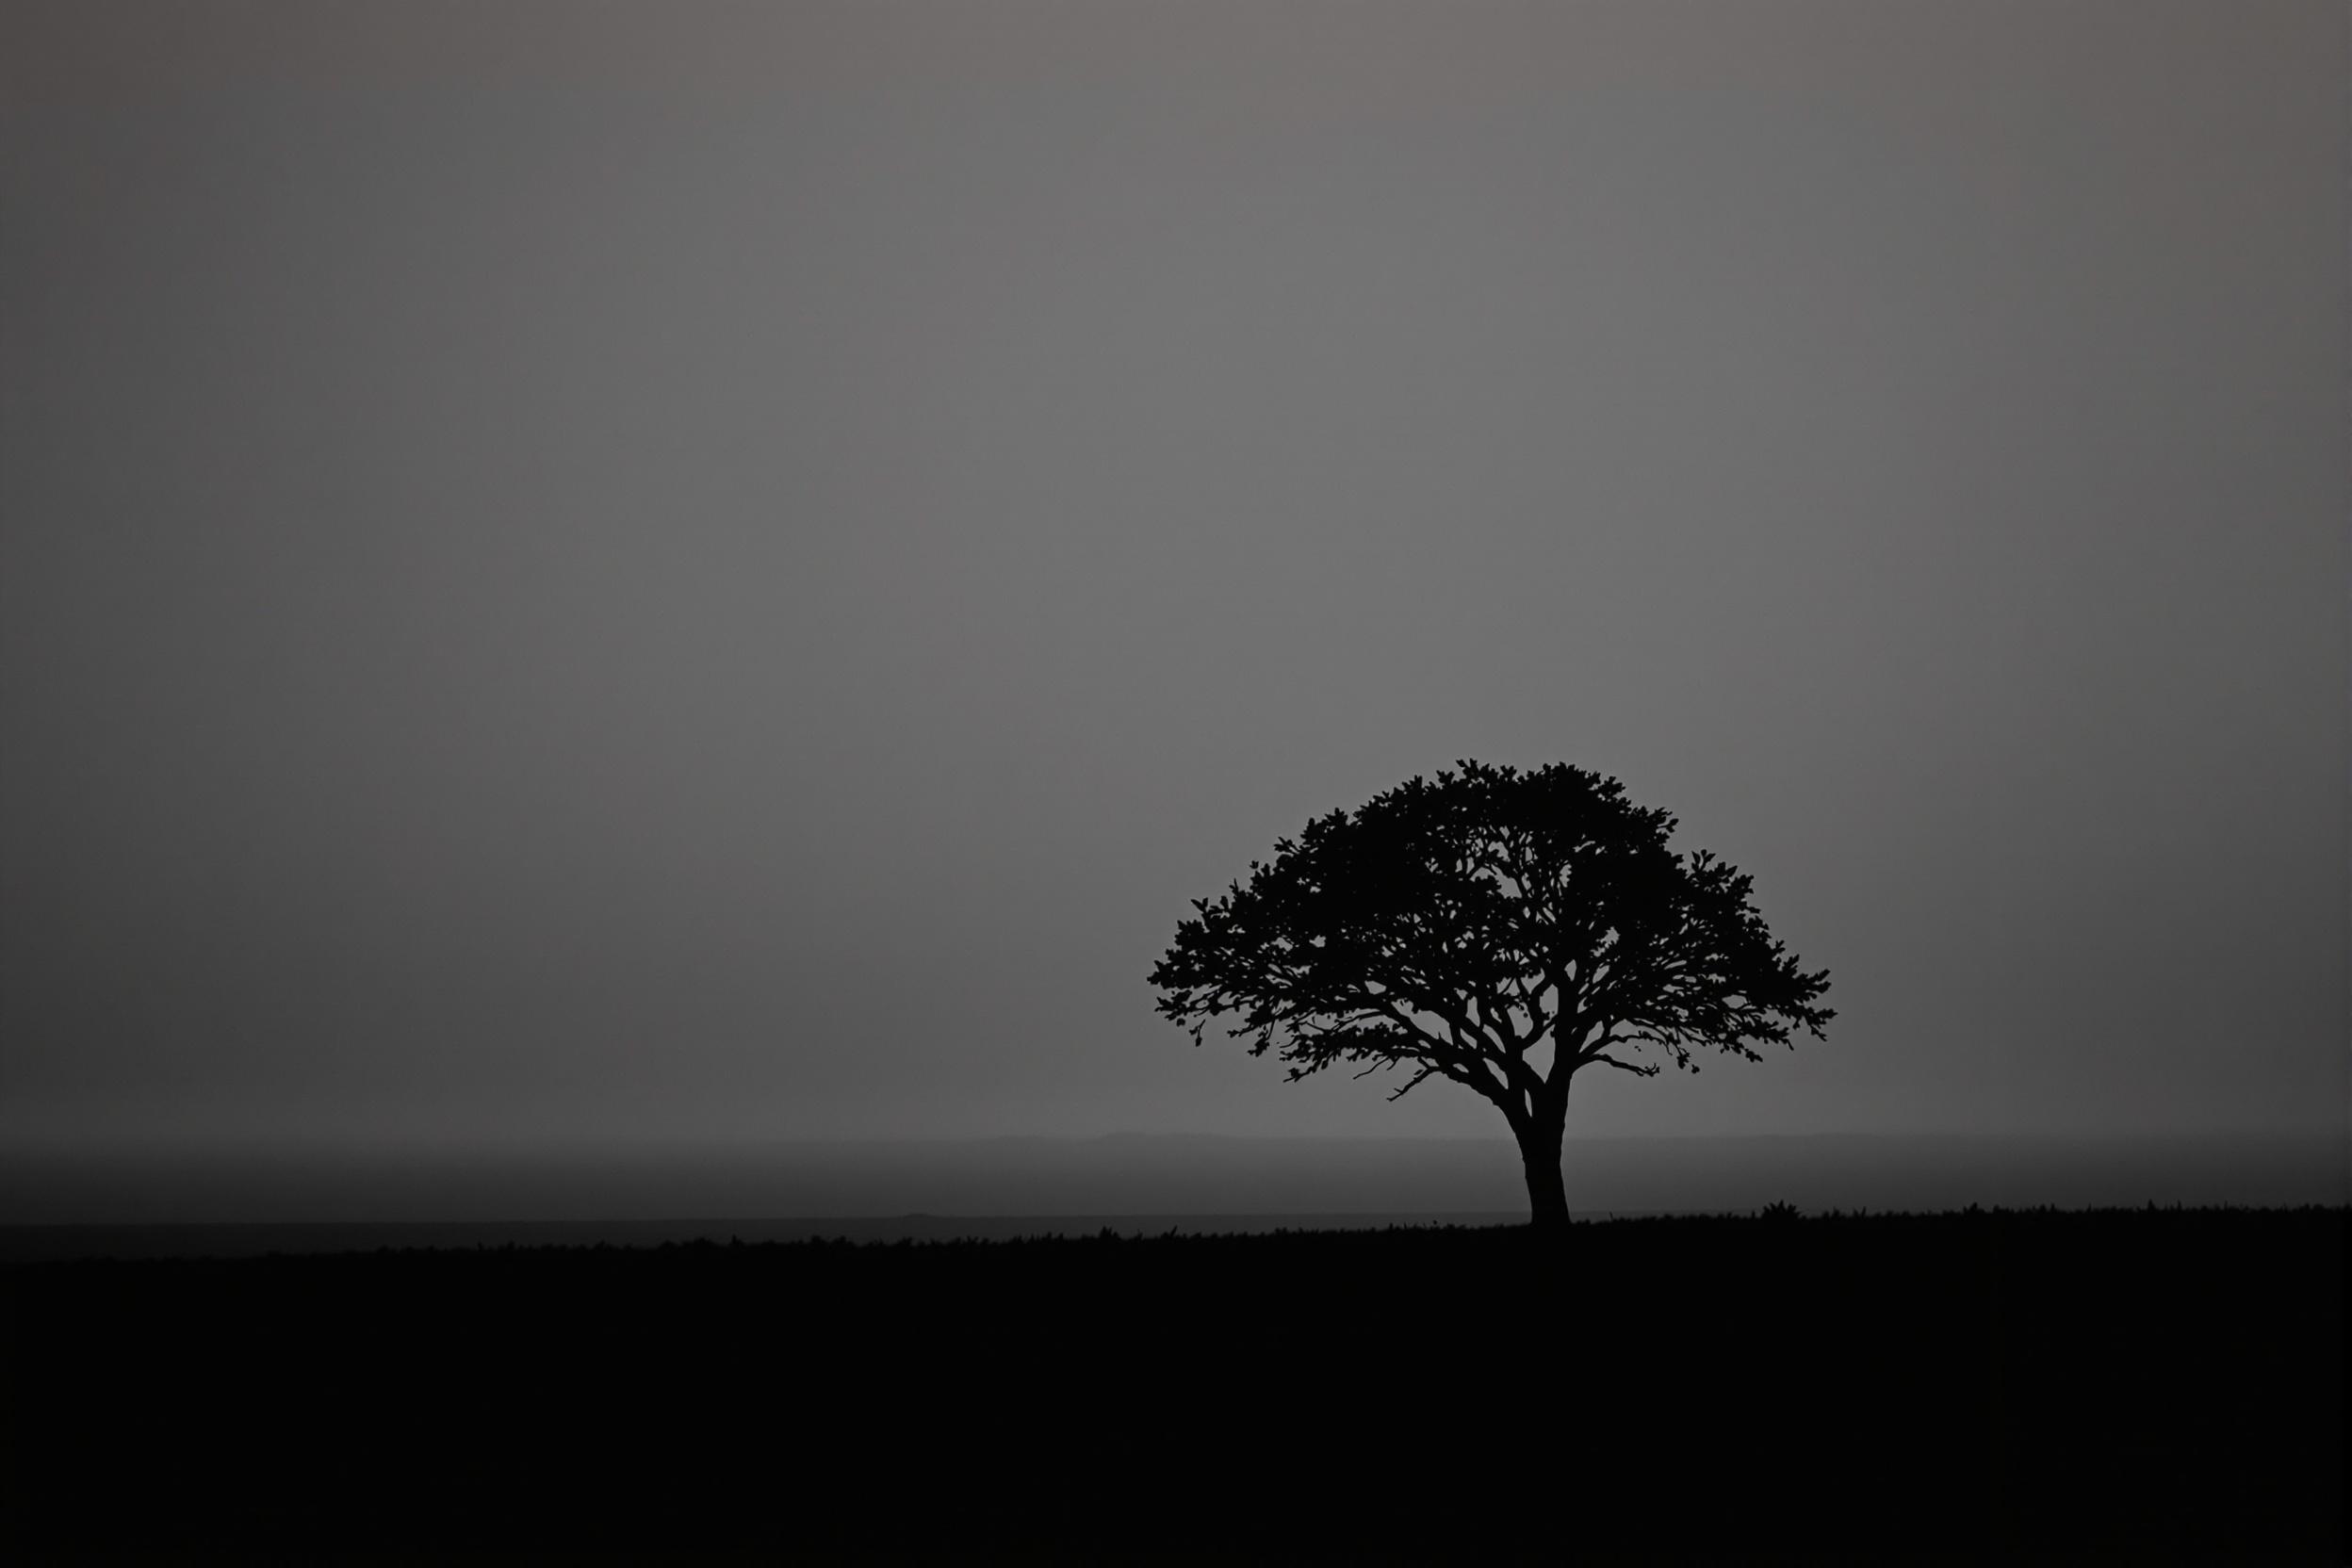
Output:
2 1207 2341 1562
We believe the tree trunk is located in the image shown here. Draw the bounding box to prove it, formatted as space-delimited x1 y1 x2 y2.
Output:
1518 1114 1570 1232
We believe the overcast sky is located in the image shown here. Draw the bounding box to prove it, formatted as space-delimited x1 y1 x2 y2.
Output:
3 1 2342 1151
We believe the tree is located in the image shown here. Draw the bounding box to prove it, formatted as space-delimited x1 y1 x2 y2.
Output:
1148 761 1833 1229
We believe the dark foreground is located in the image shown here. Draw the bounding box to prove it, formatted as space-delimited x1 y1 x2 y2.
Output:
3 1208 2341 1562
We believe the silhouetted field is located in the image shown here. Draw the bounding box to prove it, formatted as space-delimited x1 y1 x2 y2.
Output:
3 1207 2340 1561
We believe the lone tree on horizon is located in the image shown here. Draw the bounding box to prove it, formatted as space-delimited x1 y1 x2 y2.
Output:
1149 761 1833 1229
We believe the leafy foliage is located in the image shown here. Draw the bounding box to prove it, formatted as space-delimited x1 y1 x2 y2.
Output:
1149 761 1832 1138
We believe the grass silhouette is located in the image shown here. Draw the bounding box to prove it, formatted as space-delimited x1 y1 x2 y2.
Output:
3 1205 2339 1560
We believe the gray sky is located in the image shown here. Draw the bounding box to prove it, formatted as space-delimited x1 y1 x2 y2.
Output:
3 0 2343 1150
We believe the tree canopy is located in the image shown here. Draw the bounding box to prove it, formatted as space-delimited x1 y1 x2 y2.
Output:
1149 760 1833 1224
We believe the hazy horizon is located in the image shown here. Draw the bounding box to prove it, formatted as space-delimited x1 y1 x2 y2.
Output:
6 1129 2340 1233
4 3 2344 1158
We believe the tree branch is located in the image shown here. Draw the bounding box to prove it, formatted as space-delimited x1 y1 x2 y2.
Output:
1586 1053 1660 1078
1385 1064 1442 1102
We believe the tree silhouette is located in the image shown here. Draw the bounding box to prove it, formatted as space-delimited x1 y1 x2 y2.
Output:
1149 761 1833 1229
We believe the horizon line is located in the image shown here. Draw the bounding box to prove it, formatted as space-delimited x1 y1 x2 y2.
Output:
5 1126 2341 1152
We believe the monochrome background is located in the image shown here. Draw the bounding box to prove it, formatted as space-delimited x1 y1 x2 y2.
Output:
4 4 2339 1221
